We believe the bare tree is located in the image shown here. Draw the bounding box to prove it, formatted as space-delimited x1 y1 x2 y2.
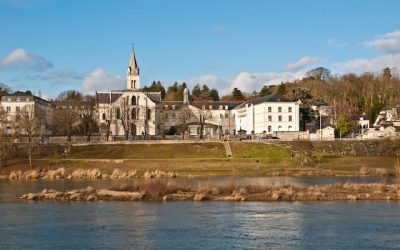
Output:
19 108 40 167
81 96 97 141
53 105 80 141
179 104 192 139
119 97 131 140
198 108 213 139
0 107 16 167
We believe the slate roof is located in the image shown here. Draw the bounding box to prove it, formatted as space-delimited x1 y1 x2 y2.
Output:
233 94 291 109
96 91 161 104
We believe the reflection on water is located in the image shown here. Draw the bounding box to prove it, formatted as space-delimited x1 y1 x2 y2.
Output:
0 201 399 249
0 176 399 249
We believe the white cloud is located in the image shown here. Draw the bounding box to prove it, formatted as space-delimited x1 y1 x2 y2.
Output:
0 48 53 71
334 54 400 73
81 68 124 94
230 71 305 94
185 70 306 96
285 56 319 72
365 30 400 55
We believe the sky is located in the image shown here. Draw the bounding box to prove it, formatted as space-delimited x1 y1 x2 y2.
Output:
1 0 400 99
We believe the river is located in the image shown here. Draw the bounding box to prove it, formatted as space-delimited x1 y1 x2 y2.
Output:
1 177 399 249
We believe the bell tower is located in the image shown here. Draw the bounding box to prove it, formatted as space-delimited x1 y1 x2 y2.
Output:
127 47 140 90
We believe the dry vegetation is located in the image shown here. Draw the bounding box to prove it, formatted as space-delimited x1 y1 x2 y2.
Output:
21 182 400 202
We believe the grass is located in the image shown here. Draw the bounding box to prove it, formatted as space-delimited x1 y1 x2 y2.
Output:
2 141 398 178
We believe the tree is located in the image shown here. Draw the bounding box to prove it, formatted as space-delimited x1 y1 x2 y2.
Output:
198 108 212 139
292 87 313 104
259 85 272 97
336 113 356 137
53 106 80 141
119 97 131 140
0 107 16 167
276 83 287 96
306 67 331 81
191 84 201 98
209 89 219 101
19 108 40 167
142 81 166 99
0 83 12 96
232 88 244 100
80 95 97 141
57 90 83 101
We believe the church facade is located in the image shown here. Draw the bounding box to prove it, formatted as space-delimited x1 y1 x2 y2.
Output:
95 49 161 138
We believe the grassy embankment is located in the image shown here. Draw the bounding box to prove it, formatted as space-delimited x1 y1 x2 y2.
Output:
1 140 398 177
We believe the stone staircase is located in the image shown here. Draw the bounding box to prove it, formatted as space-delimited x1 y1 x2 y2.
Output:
223 140 232 158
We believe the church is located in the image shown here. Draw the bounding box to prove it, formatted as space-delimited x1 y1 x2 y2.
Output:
95 49 161 139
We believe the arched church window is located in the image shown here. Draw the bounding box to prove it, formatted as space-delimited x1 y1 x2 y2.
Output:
131 80 134 89
131 108 136 119
131 96 136 105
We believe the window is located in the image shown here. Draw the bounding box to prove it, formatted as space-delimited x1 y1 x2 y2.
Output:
278 125 282 131
224 113 228 118
137 96 140 105
165 113 168 119
288 125 292 131
131 96 136 105
289 115 292 122
164 104 168 109
278 115 282 121
131 80 134 89
102 113 106 120
26 97 29 101
6 106 10 113
268 107 271 112
15 114 20 122
268 115 272 122
220 114 223 119
16 106 20 113
268 126 272 132
278 107 282 112
288 107 292 112
147 109 151 120
17 97 20 101
116 108 121 119
209 105 213 110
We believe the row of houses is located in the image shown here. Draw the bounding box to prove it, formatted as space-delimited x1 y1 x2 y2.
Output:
0 49 398 140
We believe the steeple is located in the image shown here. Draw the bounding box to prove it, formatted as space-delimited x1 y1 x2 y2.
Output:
127 46 140 90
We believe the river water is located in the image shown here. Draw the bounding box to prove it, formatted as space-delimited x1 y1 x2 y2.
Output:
1 177 400 249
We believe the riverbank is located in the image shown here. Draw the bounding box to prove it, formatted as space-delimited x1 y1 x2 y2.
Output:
1 140 398 178
20 182 400 202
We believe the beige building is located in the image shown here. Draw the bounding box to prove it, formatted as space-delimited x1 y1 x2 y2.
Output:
0 92 54 135
96 49 161 138
161 95 240 138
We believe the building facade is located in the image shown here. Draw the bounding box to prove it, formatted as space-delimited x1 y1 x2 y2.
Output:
233 94 300 135
96 49 161 138
0 92 54 135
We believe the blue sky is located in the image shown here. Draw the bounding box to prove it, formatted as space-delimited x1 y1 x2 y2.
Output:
1 0 400 98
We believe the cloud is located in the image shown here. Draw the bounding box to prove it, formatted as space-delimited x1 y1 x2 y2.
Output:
365 30 400 55
334 54 400 73
81 68 124 94
185 70 306 96
285 56 319 72
0 48 53 71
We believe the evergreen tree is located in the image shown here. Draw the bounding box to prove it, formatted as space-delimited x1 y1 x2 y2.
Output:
276 83 287 96
259 85 272 97
232 88 244 100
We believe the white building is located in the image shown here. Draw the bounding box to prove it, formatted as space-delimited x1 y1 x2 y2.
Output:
233 94 300 135
96 49 161 138
0 92 54 135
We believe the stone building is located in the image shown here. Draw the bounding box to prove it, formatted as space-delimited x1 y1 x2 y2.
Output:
95 49 161 138
0 92 54 135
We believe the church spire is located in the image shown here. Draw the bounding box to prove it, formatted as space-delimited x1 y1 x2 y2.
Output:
127 45 140 90
129 46 139 75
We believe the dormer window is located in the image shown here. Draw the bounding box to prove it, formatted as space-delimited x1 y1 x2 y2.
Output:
17 97 20 101
172 105 175 110
202 105 205 110
225 105 228 110
164 105 168 109
209 105 213 110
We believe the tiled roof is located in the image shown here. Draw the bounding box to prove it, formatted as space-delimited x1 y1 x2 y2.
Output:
233 94 291 109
